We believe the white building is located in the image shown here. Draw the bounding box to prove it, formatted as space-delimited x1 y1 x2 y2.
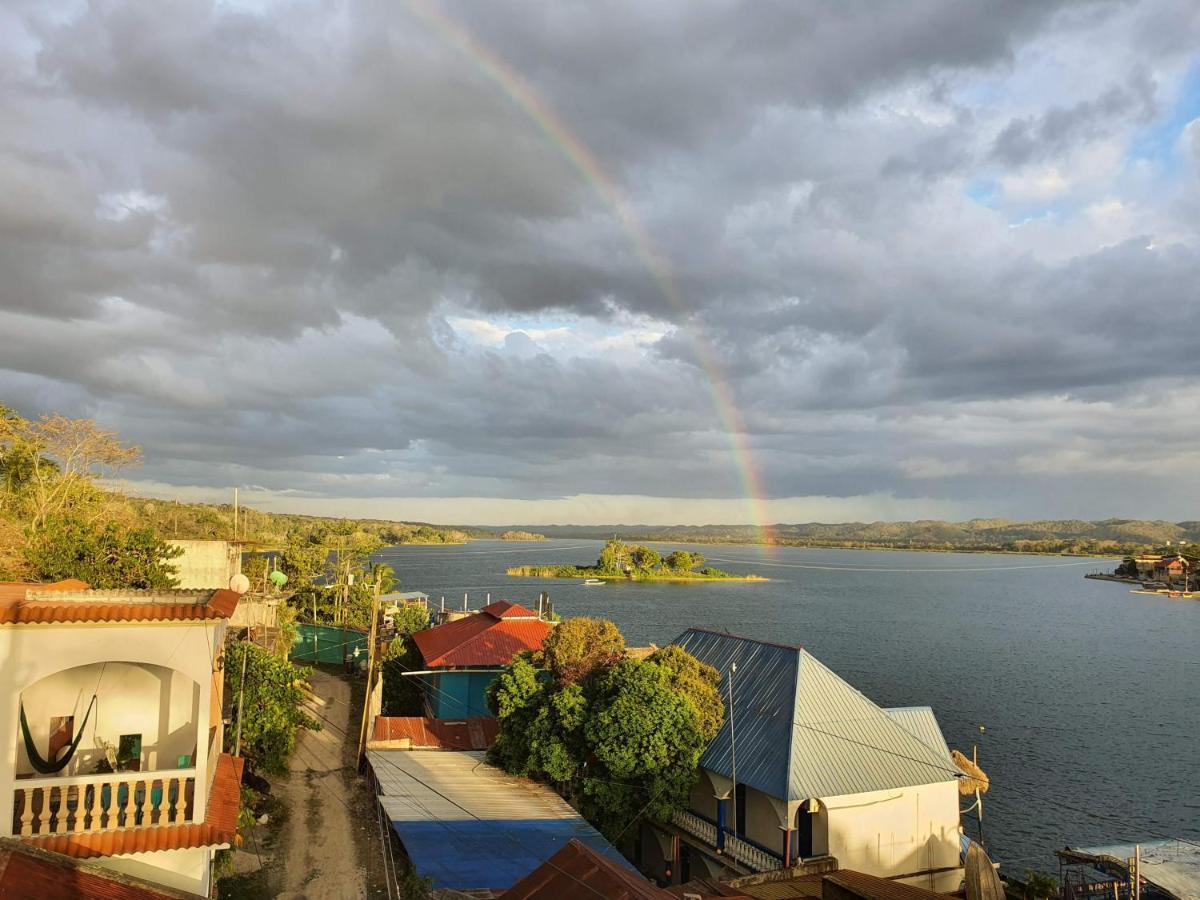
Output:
646 629 964 893
0 582 245 897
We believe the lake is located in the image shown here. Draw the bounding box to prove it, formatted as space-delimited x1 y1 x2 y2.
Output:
372 538 1200 872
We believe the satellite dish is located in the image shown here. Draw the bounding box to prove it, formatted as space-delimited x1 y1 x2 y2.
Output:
269 570 288 588
229 573 250 594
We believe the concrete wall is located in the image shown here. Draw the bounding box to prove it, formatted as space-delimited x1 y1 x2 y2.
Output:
17 662 200 776
0 618 224 838
98 847 214 896
822 781 962 891
169 541 239 589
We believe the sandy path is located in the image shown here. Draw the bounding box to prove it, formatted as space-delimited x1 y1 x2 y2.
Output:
269 666 390 899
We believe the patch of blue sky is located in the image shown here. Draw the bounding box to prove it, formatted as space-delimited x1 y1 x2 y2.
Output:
1127 60 1200 174
965 178 1002 209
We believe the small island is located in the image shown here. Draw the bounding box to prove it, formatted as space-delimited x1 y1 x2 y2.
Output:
507 539 767 582
500 530 547 541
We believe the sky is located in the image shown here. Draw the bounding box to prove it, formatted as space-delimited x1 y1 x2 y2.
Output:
2 0 1200 526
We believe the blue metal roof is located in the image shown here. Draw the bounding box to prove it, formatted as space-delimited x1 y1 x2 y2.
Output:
384 818 626 891
369 749 633 892
674 629 957 802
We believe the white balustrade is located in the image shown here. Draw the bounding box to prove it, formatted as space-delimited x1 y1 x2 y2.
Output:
724 832 781 872
669 809 782 873
671 809 717 845
12 769 196 837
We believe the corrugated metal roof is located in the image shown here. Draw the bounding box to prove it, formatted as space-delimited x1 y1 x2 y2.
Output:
501 838 669 899
824 869 953 900
371 716 498 750
884 707 952 761
412 608 551 668
1066 840 1200 900
369 749 631 891
673 630 957 802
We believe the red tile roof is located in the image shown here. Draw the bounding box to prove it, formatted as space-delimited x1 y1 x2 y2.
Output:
412 605 552 668
0 588 240 626
26 753 244 860
501 839 669 900
0 839 195 899
371 716 498 750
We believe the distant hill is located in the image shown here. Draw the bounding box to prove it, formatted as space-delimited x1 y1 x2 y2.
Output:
461 519 1200 556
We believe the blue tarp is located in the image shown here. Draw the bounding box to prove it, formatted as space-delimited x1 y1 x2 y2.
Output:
386 818 634 891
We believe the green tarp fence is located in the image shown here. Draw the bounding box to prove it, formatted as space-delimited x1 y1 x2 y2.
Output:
291 623 369 667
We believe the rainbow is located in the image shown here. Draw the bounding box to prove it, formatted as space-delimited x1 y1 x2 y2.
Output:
406 0 777 546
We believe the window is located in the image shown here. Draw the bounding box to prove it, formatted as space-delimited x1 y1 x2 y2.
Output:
118 734 142 772
48 716 74 763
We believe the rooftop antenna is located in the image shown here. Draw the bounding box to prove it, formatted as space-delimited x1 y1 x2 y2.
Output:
463 592 468 611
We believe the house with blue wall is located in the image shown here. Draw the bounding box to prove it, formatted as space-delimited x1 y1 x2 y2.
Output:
410 601 553 719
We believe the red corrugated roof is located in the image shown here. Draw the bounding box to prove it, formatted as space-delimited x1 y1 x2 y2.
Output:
501 839 669 899
0 839 193 899
26 754 243 860
0 588 241 626
412 607 552 668
371 716 498 750
480 600 540 619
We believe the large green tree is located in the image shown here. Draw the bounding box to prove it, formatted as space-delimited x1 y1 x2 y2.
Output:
23 515 182 589
541 617 625 685
488 619 722 846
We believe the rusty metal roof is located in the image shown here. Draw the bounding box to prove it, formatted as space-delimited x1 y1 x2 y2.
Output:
371 716 498 750
26 753 243 859
823 869 953 900
412 607 551 668
673 629 957 801
0 588 240 626
501 838 668 899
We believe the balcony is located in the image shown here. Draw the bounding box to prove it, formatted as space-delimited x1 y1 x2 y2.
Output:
671 808 784 873
13 768 196 837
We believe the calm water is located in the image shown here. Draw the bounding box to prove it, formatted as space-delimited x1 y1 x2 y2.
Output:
373 539 1200 872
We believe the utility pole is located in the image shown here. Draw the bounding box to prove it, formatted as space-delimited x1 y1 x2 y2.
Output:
357 582 382 763
728 662 738 838
1133 844 1141 900
233 487 239 541
233 639 249 757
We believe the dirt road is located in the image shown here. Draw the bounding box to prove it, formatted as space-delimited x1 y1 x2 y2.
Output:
223 666 391 899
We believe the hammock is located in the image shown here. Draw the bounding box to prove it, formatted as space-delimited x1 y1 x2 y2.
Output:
20 695 97 775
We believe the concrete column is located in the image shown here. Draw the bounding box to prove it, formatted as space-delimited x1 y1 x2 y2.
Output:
781 825 794 866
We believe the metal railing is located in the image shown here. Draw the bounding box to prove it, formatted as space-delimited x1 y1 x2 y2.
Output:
13 768 196 837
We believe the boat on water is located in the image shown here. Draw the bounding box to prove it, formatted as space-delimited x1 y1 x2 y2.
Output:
583 578 607 586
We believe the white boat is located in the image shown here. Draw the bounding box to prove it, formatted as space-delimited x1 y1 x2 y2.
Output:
583 578 607 586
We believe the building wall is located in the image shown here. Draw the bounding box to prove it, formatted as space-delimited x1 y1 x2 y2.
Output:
17 662 200 776
169 541 239 589
428 671 500 719
822 781 961 891
0 619 222 838
741 784 785 853
96 846 214 895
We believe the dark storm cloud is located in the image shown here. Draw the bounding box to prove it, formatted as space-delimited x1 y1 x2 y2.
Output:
2 0 1200 521
990 70 1158 165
